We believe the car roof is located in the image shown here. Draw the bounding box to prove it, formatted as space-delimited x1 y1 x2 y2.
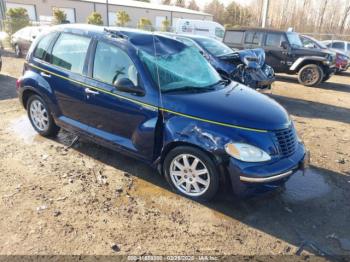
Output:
45 24 186 56
225 27 286 33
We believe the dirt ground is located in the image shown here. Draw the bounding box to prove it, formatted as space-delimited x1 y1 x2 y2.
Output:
0 49 350 259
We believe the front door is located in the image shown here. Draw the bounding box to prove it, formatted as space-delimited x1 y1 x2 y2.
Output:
83 40 159 160
264 33 289 73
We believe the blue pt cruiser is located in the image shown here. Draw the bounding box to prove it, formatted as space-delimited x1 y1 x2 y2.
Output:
17 25 308 201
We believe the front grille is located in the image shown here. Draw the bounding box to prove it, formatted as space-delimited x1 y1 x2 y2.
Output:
274 126 298 157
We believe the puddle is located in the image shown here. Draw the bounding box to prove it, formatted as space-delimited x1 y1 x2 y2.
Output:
7 115 39 144
282 168 331 203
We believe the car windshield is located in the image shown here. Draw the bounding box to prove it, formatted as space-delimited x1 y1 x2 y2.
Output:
140 46 222 92
286 32 303 48
195 37 234 57
305 36 327 49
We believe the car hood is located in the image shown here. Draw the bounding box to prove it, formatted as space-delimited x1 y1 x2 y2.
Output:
294 46 335 56
161 82 290 131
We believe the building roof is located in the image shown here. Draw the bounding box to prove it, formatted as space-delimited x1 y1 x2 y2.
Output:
80 0 212 16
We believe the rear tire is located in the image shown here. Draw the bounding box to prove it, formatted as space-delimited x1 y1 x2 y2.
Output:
27 95 60 137
163 146 220 201
297 64 323 87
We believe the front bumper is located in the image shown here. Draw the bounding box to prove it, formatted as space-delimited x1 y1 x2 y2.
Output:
226 143 309 195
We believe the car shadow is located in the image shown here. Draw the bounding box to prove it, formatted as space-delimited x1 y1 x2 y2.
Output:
269 94 350 125
0 74 18 101
337 71 350 77
275 75 350 94
50 131 350 258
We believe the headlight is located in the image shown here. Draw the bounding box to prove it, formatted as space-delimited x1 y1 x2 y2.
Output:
225 143 271 162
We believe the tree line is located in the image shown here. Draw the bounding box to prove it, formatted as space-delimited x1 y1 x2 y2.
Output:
162 0 350 35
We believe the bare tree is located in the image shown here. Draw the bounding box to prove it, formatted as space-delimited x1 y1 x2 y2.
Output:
187 0 200 11
204 0 225 25
161 0 172 5
340 0 350 33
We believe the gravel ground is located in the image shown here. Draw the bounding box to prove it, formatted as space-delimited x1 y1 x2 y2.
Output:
0 50 350 259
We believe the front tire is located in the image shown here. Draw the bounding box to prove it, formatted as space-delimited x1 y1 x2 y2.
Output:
27 95 60 137
163 146 219 201
322 73 331 82
297 64 323 87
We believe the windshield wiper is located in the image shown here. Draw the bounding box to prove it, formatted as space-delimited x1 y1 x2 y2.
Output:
162 86 216 94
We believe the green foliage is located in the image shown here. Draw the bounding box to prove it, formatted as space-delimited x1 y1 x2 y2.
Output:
5 7 30 35
161 18 171 32
138 18 152 30
87 12 103 25
52 8 67 24
116 11 130 26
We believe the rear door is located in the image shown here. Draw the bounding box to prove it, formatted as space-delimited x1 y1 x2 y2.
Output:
263 32 289 72
34 32 93 128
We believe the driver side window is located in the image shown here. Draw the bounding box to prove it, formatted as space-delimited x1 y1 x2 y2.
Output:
93 42 138 86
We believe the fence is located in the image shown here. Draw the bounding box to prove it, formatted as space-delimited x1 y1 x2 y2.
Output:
300 33 350 42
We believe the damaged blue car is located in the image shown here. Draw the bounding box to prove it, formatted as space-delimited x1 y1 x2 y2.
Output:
17 25 308 201
163 33 275 90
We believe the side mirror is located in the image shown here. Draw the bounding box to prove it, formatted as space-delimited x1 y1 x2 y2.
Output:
281 41 289 49
114 78 144 96
32 35 36 40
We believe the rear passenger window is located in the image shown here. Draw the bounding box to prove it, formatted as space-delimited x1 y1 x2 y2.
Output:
33 33 56 60
265 33 286 47
244 32 263 45
332 42 345 49
51 33 91 74
224 31 244 44
93 42 138 86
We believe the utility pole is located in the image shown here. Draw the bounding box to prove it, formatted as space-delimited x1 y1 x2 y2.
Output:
261 0 269 28
0 0 6 30
106 0 109 26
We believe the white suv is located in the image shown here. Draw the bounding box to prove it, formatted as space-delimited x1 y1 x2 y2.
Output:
322 40 350 57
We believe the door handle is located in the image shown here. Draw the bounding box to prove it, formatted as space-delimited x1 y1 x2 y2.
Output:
84 88 99 95
40 72 51 78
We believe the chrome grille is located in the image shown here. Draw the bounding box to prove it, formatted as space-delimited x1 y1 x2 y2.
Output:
274 126 298 157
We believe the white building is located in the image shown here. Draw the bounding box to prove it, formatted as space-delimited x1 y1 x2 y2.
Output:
4 0 213 28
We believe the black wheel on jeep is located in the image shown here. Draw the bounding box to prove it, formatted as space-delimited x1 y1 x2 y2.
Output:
298 64 324 87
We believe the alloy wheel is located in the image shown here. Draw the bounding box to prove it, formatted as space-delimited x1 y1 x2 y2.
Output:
169 154 210 197
29 100 49 131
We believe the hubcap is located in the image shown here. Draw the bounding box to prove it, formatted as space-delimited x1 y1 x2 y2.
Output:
301 68 318 84
29 100 49 131
169 154 210 197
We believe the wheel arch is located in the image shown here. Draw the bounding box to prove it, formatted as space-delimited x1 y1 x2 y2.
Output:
21 88 40 109
290 57 326 73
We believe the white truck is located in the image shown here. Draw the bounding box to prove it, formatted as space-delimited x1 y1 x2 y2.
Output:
174 19 225 41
